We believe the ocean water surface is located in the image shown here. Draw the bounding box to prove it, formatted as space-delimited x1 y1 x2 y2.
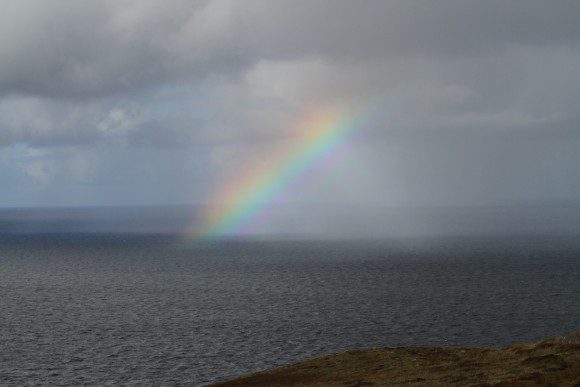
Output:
1 234 579 385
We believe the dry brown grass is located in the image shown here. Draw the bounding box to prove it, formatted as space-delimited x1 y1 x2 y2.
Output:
213 331 580 386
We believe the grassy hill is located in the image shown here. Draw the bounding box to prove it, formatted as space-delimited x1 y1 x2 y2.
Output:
214 331 579 386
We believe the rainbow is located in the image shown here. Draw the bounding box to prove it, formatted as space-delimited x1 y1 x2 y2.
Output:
186 104 376 243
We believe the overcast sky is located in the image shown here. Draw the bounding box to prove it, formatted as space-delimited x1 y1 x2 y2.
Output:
1 0 579 208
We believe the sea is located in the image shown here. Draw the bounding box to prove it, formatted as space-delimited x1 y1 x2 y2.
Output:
0 207 579 385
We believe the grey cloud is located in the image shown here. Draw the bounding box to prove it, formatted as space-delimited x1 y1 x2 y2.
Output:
2 0 580 211
0 96 103 146
235 0 580 59
128 118 201 148
0 95 151 147
1 0 579 99
0 0 227 98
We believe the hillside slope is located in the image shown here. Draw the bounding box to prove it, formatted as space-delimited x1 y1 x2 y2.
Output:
214 331 580 386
